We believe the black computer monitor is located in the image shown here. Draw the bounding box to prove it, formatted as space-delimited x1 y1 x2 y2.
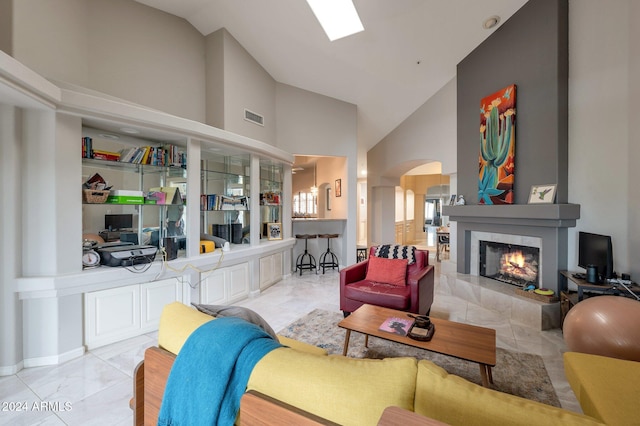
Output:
104 214 133 231
578 231 614 280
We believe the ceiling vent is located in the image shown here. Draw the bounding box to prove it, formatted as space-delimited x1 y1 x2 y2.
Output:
244 109 264 126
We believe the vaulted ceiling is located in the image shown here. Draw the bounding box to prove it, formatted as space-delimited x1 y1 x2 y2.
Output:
136 0 528 160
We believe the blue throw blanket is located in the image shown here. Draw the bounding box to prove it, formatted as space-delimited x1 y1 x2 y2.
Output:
158 317 282 426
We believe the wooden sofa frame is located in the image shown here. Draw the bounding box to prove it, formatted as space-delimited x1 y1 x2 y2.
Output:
131 346 338 425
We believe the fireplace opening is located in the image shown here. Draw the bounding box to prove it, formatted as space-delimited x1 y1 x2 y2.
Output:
479 241 539 287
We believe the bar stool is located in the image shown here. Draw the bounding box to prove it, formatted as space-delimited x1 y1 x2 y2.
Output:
318 234 340 274
295 234 317 275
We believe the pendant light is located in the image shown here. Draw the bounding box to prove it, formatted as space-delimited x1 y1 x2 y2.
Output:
310 161 318 196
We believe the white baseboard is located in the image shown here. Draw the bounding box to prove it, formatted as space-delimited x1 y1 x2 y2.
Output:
0 360 24 376
248 289 261 298
23 346 85 368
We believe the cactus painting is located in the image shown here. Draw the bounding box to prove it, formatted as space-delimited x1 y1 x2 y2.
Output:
479 84 516 204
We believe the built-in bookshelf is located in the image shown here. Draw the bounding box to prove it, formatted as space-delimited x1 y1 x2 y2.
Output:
201 153 251 245
260 160 283 238
81 128 188 259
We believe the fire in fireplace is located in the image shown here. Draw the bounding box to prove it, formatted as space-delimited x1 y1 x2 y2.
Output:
479 241 539 287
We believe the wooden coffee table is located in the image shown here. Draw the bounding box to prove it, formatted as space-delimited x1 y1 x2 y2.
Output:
338 304 497 387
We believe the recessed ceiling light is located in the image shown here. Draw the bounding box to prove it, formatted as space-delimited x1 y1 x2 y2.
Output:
98 133 120 140
120 127 140 134
483 15 500 30
306 0 364 41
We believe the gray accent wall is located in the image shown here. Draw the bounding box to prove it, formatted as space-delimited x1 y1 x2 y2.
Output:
449 0 571 293
456 0 569 205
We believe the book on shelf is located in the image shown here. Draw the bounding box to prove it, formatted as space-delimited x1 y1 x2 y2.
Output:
378 317 413 336
92 149 121 162
82 137 92 159
81 136 187 167
201 194 249 211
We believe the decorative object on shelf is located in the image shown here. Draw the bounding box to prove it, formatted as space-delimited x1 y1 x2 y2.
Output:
259 192 279 206
449 194 457 206
82 189 110 204
528 184 557 204
82 173 111 203
149 186 183 205
478 84 516 205
267 222 282 240
455 195 466 205
335 178 342 197
82 248 101 268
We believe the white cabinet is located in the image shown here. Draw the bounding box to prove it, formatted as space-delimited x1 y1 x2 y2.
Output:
140 279 183 331
84 278 182 349
259 251 283 290
200 262 250 305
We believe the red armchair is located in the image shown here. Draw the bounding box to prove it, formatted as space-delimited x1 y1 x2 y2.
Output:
340 246 435 316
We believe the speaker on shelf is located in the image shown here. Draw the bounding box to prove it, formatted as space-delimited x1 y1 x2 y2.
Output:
586 264 599 284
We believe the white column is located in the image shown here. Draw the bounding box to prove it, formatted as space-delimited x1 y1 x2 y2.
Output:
0 105 24 375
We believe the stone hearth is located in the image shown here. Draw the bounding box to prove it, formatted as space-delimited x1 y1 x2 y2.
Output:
440 271 561 330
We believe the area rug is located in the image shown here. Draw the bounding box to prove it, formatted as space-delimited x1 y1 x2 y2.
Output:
278 309 560 407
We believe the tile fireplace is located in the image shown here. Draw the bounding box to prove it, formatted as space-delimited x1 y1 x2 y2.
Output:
479 240 540 287
444 204 580 295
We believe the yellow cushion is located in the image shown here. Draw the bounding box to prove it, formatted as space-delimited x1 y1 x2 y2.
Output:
158 302 327 356
277 335 328 356
414 360 603 426
564 352 640 425
248 350 417 426
158 302 213 354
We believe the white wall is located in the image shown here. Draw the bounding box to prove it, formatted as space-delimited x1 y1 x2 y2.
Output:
567 0 634 276
276 83 358 263
367 78 456 245
13 0 89 87
12 0 206 123
368 78 457 185
222 30 277 145
629 1 640 279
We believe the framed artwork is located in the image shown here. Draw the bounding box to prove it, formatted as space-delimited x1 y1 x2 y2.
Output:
478 84 516 205
528 184 557 204
449 194 457 206
335 179 342 197
326 187 332 210
267 222 282 240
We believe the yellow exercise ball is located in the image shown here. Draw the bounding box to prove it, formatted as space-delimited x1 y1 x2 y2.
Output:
563 296 640 361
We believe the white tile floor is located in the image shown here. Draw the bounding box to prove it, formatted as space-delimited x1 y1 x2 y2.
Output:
0 260 581 425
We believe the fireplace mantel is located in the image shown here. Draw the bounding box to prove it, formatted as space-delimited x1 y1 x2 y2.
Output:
445 203 580 294
443 204 580 228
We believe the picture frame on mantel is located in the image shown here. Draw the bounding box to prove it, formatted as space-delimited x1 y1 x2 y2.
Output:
335 179 342 197
528 184 557 204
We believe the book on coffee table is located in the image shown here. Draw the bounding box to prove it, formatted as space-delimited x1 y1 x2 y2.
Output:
378 317 413 336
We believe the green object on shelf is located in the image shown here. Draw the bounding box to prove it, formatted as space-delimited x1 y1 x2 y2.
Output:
106 195 144 204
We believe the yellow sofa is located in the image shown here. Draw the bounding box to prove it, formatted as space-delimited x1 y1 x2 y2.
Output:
156 302 603 425
564 352 640 426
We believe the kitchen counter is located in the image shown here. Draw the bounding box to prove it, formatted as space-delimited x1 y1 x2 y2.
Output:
291 219 347 272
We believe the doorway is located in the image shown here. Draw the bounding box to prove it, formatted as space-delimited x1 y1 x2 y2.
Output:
424 197 442 228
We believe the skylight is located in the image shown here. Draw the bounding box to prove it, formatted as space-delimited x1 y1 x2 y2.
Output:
306 0 364 41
